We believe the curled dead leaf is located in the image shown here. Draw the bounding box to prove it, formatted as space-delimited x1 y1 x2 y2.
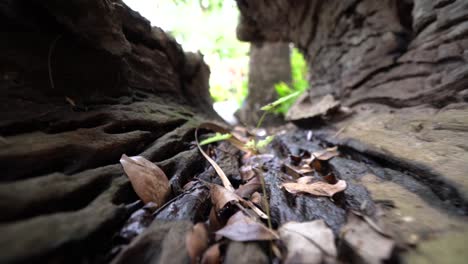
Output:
235 176 261 199
201 243 221 264
210 184 240 216
282 180 347 197
186 223 209 264
250 192 262 205
313 146 339 161
120 154 170 206
279 220 337 264
216 212 278 242
209 183 267 220
283 163 314 179
296 176 316 185
341 213 395 263
239 165 256 181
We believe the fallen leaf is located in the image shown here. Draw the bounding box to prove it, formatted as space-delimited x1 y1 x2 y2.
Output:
313 146 339 161
201 243 221 264
296 176 316 184
186 223 209 264
120 154 170 206
282 180 347 197
310 158 330 174
283 163 313 179
279 220 337 264
226 211 255 226
351 210 391 237
341 213 395 263
210 184 240 214
286 93 341 122
250 192 262 205
235 177 261 199
216 212 278 242
210 183 267 220
323 173 338 184
196 128 235 192
209 207 223 231
239 165 256 181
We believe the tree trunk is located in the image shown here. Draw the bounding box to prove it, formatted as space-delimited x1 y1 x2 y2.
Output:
237 0 468 261
0 0 218 263
237 42 291 126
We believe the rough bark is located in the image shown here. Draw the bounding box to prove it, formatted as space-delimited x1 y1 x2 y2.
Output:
237 42 291 126
236 0 468 261
0 0 217 263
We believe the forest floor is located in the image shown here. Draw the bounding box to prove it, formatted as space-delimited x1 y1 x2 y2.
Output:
110 121 468 264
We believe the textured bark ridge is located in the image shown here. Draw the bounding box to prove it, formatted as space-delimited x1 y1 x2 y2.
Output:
0 0 217 263
237 0 468 261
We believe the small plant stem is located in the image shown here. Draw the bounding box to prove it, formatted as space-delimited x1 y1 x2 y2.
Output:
255 168 272 230
256 111 268 129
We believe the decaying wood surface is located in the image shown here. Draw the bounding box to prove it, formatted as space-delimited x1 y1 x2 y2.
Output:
0 0 467 263
236 0 468 262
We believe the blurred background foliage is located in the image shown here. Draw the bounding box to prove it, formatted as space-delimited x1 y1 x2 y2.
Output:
123 0 307 117
274 48 308 115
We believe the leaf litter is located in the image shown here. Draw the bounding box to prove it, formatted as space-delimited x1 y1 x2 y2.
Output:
118 122 398 264
119 154 170 206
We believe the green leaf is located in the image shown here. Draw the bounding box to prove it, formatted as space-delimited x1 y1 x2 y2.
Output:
256 136 275 150
260 91 301 111
200 133 232 146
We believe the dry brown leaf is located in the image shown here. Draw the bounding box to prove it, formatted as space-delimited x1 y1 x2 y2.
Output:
196 128 235 192
208 207 223 231
282 180 347 197
226 211 255 226
235 177 261 199
279 220 337 264
201 243 221 264
283 163 313 179
296 176 316 184
216 213 278 242
120 154 170 206
313 146 339 161
210 183 268 220
341 213 395 263
239 165 256 181
186 223 209 264
323 173 338 184
210 183 240 213
250 192 262 204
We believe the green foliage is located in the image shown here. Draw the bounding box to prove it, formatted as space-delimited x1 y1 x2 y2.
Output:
260 91 301 112
199 132 232 145
245 136 275 153
256 135 275 150
273 48 308 115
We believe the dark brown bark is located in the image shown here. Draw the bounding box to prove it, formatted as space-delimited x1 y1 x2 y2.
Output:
236 0 468 261
237 42 291 126
0 0 217 263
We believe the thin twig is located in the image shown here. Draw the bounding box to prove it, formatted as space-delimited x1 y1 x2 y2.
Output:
253 168 272 230
48 35 62 90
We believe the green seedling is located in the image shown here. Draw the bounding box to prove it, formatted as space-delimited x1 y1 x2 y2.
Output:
260 91 301 111
257 91 301 128
199 132 232 146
